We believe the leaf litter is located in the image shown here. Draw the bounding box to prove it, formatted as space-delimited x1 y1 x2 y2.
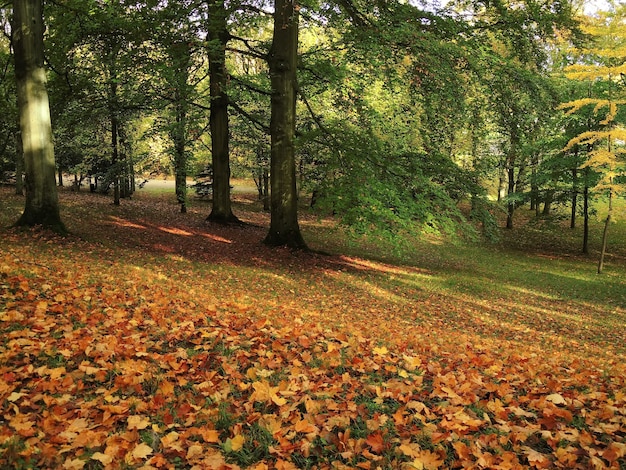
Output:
0 188 624 469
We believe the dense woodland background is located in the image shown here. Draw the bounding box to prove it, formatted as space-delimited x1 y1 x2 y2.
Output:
1 0 624 251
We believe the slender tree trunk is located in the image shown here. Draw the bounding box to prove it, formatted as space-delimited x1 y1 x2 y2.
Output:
111 104 120 205
570 167 577 229
597 187 612 274
264 0 306 248
207 0 238 223
263 168 270 212
12 0 64 232
58 168 63 187
583 169 589 254
506 166 515 229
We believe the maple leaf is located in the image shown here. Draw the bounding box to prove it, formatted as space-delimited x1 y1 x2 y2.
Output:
250 380 287 406
224 434 245 452
186 444 204 461
410 450 444 469
365 431 385 453
131 442 154 460
127 415 150 430
91 452 113 465
62 459 85 469
523 447 551 469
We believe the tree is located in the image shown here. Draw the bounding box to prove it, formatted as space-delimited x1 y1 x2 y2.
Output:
11 0 64 232
207 0 239 223
264 0 306 248
559 4 626 272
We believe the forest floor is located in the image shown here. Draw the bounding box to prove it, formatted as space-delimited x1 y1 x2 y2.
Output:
0 185 625 469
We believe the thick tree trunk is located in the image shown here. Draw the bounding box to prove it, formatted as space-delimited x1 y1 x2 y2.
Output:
12 0 64 232
264 0 306 248
14 129 24 195
169 41 190 213
207 0 238 223
174 104 188 213
542 189 553 216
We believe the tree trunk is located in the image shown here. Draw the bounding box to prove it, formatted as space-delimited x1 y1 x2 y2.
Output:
542 189 553 216
169 40 190 214
582 169 589 255
506 166 515 229
58 167 63 187
570 167 577 229
263 168 270 212
207 0 238 223
12 0 64 232
264 0 306 248
597 188 612 274
14 129 24 195
111 103 120 205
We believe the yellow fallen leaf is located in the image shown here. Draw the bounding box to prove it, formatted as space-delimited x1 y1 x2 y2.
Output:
127 415 150 430
161 431 180 449
91 452 113 465
131 442 153 460
7 392 25 402
225 434 245 452
187 444 204 460
62 459 85 469
373 346 388 356
67 418 89 433
546 393 567 405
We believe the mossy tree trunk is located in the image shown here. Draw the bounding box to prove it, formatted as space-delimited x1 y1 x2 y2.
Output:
264 0 306 249
12 0 64 232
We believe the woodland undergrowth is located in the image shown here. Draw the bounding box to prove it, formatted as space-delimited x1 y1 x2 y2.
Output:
0 187 625 469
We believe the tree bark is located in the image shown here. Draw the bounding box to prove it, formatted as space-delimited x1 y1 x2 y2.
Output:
170 41 190 213
264 0 306 248
597 187 612 274
583 172 589 255
12 0 64 232
570 167 577 229
14 129 24 195
207 0 238 223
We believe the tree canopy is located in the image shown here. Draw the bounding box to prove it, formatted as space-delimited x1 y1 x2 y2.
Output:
3 0 623 250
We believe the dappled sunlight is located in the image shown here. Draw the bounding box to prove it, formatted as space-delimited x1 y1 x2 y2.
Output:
157 226 193 236
200 233 233 244
339 255 432 276
325 270 410 304
106 216 147 230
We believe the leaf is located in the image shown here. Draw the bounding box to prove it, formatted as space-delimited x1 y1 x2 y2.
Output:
410 450 444 469
62 459 85 469
91 453 113 465
365 431 385 453
224 434 245 452
186 444 204 460
545 393 567 405
373 346 388 356
127 415 150 430
131 443 153 460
